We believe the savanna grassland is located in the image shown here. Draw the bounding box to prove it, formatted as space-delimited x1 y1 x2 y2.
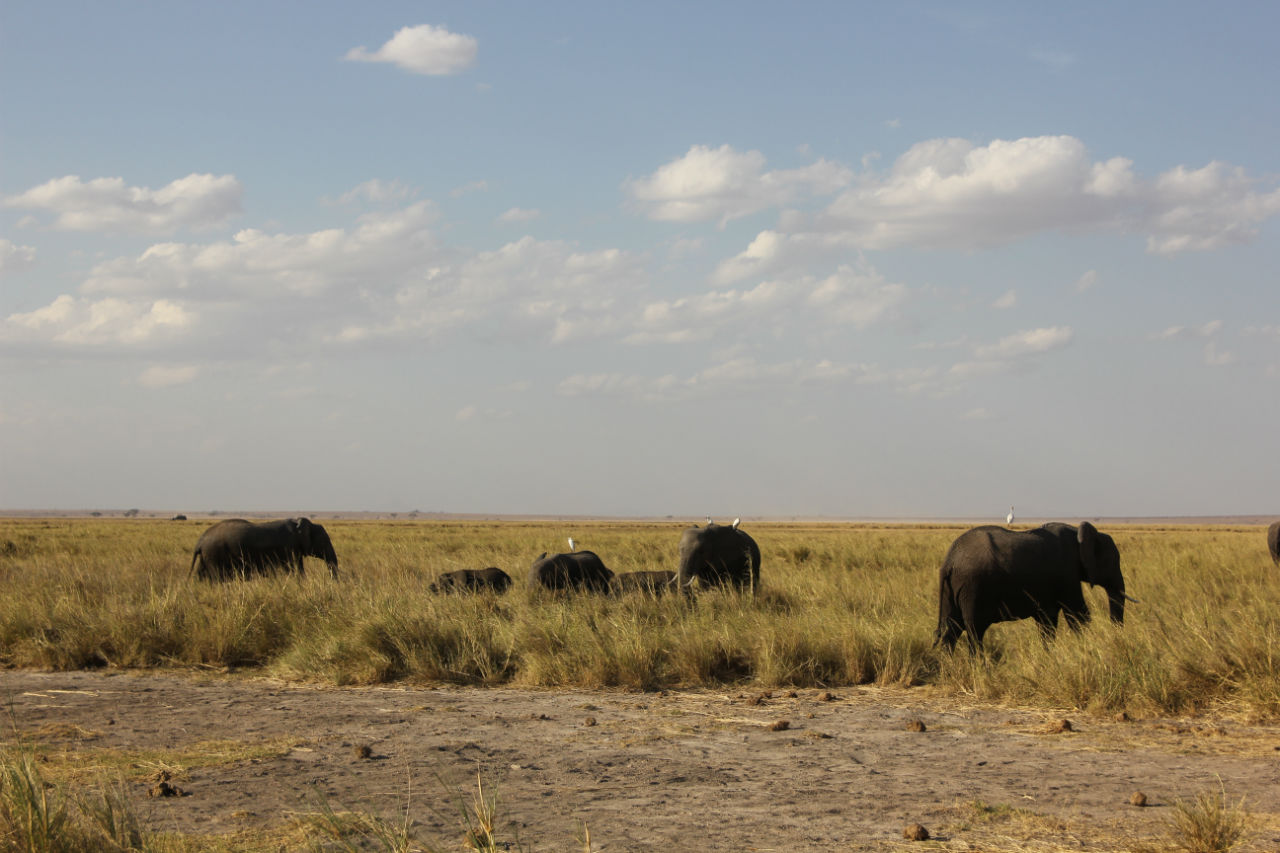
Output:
2 518 1278 719
3 518 1280 852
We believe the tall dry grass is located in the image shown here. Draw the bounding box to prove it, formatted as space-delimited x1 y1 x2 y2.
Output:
1 518 1278 718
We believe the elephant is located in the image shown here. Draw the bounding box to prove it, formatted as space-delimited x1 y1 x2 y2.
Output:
429 567 513 593
528 550 614 592
676 520 760 593
935 521 1133 651
1268 521 1280 565
610 570 676 595
190 518 338 581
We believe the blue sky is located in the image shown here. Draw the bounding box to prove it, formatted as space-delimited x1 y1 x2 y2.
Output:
2 2 1277 518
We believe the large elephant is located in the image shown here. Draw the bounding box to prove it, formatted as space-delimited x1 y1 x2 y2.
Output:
190 518 338 581
429 567 512 593
676 520 760 593
935 521 1131 651
611 570 676 595
528 550 614 592
1268 520 1280 565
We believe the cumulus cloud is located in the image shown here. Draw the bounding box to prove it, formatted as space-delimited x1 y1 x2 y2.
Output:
0 239 36 275
794 135 1279 254
332 179 414 205
627 262 906 345
344 24 477 75
991 289 1016 309
82 201 440 298
4 295 193 347
5 173 242 234
497 207 541 223
627 144 851 226
139 364 199 387
950 326 1074 377
1074 269 1098 292
1151 320 1222 341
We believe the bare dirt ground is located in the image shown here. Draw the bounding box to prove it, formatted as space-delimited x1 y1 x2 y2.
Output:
6 670 1280 851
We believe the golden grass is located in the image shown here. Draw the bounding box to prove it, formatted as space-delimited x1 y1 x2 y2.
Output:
2 518 1278 718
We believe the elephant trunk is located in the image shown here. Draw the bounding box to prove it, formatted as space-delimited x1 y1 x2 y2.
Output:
1106 587 1125 624
320 542 339 578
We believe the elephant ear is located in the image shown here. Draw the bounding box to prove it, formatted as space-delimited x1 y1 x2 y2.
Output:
1077 521 1101 583
294 517 313 546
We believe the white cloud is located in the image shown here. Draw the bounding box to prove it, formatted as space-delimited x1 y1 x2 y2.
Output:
344 24 477 75
5 173 242 234
450 180 489 198
139 364 199 387
974 326 1074 360
4 295 193 346
1203 341 1236 366
627 144 851 226
0 239 36 275
333 179 414 205
797 135 1279 254
992 289 1016 309
82 201 440 298
950 326 1074 377
627 262 906 345
1151 320 1222 341
1144 161 1280 253
1074 269 1098 292
498 207 541 223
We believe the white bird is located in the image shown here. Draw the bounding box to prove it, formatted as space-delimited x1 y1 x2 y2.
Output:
732 517 741 529
705 515 713 526
1006 506 1015 526
567 537 576 552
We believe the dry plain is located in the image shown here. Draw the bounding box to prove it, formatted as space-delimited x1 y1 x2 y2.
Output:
2 517 1279 850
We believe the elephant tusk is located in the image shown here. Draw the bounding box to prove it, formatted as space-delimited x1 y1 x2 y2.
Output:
1122 593 1139 604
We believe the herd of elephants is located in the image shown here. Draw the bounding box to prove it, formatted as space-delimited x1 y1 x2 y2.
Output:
189 516 1280 651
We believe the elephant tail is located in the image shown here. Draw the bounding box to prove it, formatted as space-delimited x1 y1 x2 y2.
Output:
190 548 203 580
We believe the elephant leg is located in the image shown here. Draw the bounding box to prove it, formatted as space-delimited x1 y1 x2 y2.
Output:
935 619 962 651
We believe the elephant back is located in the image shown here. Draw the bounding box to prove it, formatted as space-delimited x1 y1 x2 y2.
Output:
529 551 612 591
677 523 761 589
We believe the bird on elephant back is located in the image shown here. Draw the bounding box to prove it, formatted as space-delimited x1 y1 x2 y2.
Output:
190 518 338 581
528 539 614 592
675 518 760 594
934 521 1137 651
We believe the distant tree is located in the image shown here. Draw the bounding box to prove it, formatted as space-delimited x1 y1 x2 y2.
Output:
123 508 140 518
90 511 102 517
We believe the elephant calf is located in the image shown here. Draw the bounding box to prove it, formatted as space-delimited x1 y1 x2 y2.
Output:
610 570 676 595
1268 520 1279 565
528 550 614 592
191 517 338 581
935 521 1131 651
429 567 513 593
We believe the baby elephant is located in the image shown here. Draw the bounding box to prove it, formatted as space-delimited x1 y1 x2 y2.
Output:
611 570 676 595
429 567 513 594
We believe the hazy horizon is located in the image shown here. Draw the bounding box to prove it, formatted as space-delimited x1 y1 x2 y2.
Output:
2 3 1277 519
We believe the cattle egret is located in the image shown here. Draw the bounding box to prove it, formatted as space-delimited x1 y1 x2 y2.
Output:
732 517 741 529
567 537 576 552
1006 506 1015 525
706 516 712 525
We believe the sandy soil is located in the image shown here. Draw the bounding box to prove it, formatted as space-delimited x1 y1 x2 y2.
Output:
5 670 1280 851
